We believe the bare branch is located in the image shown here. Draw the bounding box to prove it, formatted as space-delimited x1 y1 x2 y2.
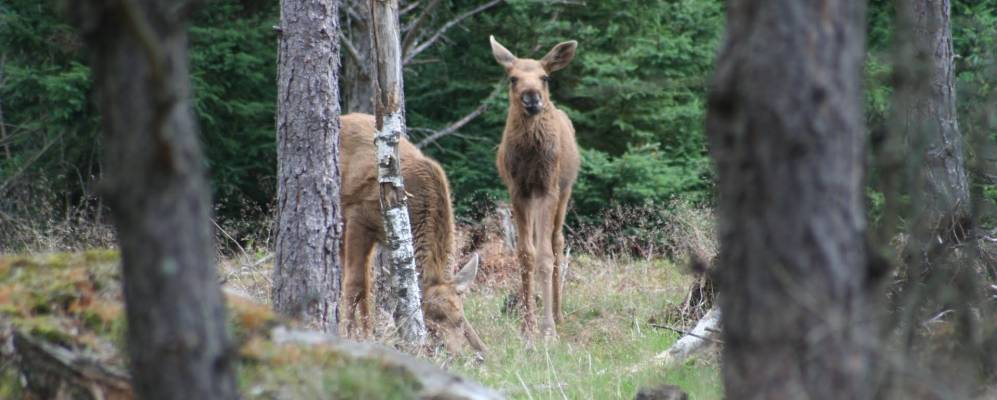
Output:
344 0 366 22
0 131 64 196
339 32 369 78
415 83 502 148
401 0 440 55
402 0 504 65
399 0 421 16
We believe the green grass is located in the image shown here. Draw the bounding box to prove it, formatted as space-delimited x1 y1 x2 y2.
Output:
2 251 724 399
449 255 724 399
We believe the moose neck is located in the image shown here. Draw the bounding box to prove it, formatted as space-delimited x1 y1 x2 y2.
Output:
406 169 456 289
506 100 558 139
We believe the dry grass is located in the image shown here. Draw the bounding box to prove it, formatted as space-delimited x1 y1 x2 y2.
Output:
221 251 724 399
445 254 722 399
219 203 725 399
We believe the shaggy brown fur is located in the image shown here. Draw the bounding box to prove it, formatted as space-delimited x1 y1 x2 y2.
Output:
339 113 485 354
490 36 581 337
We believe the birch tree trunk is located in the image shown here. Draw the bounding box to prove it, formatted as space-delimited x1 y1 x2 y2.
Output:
66 1 238 399
369 0 427 347
272 0 344 334
705 1 878 399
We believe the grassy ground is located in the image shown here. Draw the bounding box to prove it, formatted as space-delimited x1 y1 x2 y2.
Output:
1 250 723 399
444 255 723 399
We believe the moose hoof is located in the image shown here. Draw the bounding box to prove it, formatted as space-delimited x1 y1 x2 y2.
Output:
541 324 558 341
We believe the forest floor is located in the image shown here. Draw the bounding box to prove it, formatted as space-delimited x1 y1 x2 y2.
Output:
0 247 723 399
222 247 725 399
446 255 723 399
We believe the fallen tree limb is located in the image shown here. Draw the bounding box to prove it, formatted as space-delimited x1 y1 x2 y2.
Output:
630 307 722 373
649 323 723 345
13 331 133 400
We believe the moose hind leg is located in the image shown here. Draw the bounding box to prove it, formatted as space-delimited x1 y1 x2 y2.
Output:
512 196 538 336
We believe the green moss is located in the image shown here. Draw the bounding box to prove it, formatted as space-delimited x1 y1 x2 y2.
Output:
238 341 422 399
0 361 23 399
83 249 119 264
5 251 430 400
17 315 75 348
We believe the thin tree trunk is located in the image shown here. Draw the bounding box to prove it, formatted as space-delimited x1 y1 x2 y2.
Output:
0 54 10 160
705 1 877 399
897 0 970 247
66 1 238 399
369 0 427 347
272 0 344 334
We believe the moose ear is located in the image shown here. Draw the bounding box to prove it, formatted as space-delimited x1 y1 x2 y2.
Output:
489 35 516 69
541 40 577 72
454 253 479 294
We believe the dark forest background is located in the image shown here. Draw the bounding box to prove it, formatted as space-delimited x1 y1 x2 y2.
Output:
1 0 995 249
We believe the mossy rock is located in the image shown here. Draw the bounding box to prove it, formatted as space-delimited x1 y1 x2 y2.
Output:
1 252 501 400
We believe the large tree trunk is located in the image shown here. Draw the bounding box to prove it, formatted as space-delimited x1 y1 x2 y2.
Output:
370 0 427 347
272 0 344 334
705 1 877 399
67 2 239 399
897 0 970 247
888 1 989 393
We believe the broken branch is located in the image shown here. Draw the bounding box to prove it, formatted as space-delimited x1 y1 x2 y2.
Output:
415 82 503 148
402 0 504 65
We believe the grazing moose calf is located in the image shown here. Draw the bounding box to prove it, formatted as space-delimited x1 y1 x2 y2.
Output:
339 113 486 355
490 36 580 338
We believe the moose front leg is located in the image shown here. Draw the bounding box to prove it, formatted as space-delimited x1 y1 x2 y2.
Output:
551 187 571 325
512 196 538 337
341 218 375 338
535 195 559 338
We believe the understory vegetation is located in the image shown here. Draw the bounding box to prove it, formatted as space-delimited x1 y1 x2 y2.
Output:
0 237 724 398
2 0 996 398
4 0 993 252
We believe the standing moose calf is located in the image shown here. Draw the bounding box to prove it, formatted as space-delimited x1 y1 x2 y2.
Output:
490 36 580 338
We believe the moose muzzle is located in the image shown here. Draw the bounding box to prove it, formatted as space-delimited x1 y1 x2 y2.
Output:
521 92 543 116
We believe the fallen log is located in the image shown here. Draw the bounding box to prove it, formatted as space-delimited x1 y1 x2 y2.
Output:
271 327 503 400
630 307 722 373
13 330 133 400
650 307 722 368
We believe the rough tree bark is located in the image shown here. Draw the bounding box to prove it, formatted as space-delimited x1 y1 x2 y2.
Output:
705 1 878 399
67 1 239 399
370 0 427 347
896 0 970 248
888 1 989 392
272 0 344 334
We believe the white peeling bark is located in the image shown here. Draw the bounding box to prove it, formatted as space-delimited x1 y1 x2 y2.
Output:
651 308 722 368
370 0 427 347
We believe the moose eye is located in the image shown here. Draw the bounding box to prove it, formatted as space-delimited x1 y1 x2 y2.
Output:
542 76 551 83
509 77 519 85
